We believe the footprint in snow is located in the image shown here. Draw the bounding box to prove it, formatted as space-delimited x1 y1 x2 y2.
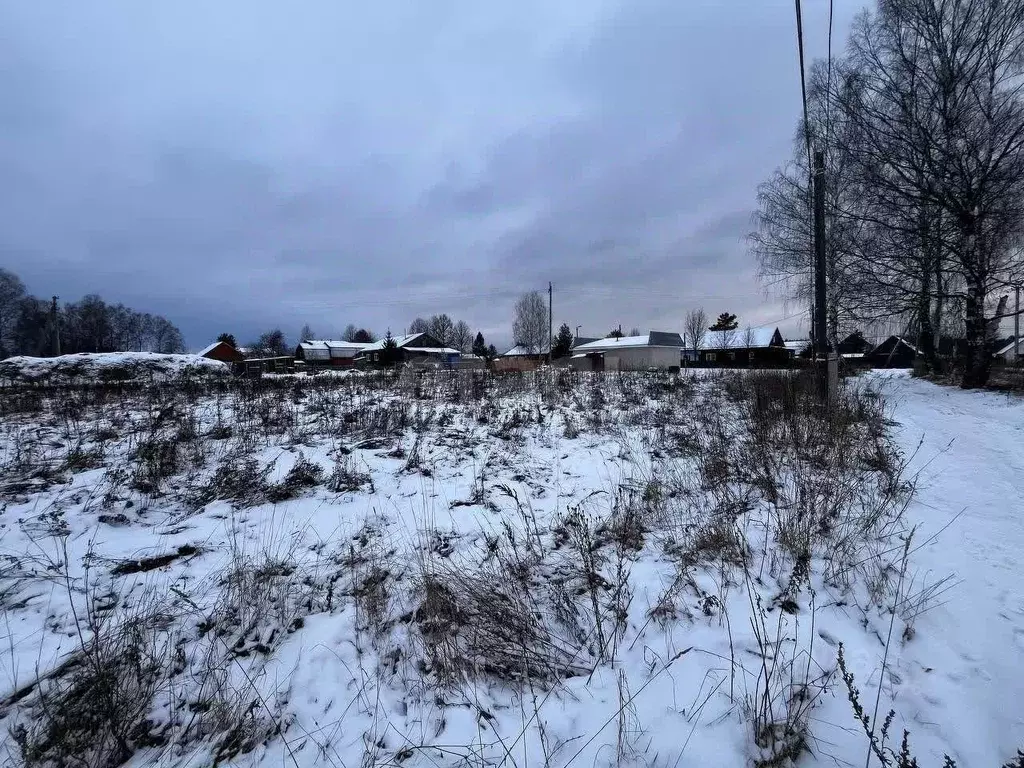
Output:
817 629 838 647
1013 628 1024 652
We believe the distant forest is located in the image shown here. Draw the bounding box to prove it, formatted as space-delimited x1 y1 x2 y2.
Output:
0 268 185 358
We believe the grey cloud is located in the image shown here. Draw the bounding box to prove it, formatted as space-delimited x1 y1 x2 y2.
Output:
0 0 865 348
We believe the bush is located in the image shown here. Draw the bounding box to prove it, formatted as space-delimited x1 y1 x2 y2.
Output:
266 455 324 502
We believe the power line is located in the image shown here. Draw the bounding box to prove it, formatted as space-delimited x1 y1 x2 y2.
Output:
794 0 813 170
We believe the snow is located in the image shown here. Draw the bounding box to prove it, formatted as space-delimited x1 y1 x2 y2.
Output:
0 351 229 381
196 341 224 357
0 370 1021 766
857 371 1024 765
702 326 778 350
573 335 657 350
298 341 374 363
361 333 428 352
403 346 460 355
501 343 549 356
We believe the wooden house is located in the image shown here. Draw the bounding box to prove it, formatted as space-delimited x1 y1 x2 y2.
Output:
864 336 917 368
197 340 245 364
358 333 461 367
698 327 790 366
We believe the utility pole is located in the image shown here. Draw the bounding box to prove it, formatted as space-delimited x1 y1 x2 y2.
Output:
548 282 553 365
575 325 581 343
812 150 834 400
49 295 61 357
1015 283 1020 363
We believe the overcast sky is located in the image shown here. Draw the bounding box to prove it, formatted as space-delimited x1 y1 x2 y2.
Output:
0 0 866 350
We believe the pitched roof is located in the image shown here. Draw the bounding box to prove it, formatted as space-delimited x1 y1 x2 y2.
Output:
573 332 685 352
361 332 440 352
502 344 549 357
298 340 372 359
197 341 225 357
867 335 918 355
701 327 780 350
995 337 1022 356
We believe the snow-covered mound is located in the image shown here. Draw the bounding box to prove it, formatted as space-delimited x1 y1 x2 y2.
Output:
0 351 229 382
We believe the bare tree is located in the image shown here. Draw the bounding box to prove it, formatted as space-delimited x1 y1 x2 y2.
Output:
684 308 708 360
342 324 358 342
451 320 473 352
428 314 455 346
849 0 1024 386
753 0 1024 385
299 324 315 342
150 316 186 354
408 317 430 334
512 291 549 354
0 268 26 358
743 326 757 364
751 61 879 348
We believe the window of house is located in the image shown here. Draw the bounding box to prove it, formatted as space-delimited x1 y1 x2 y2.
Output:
726 352 735 361
707 353 717 362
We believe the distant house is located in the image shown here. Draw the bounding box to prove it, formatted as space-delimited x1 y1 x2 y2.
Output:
837 332 874 358
571 332 684 372
198 340 244 364
494 344 549 372
698 327 789 366
994 337 1023 363
295 340 370 369
784 339 811 358
864 336 917 368
235 356 295 377
358 332 460 367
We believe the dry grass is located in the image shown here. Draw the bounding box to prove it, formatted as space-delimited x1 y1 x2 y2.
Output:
0 368 931 768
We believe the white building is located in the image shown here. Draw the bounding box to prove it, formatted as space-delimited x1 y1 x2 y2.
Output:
570 332 685 371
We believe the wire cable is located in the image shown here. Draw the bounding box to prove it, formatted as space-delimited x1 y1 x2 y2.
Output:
794 0 813 171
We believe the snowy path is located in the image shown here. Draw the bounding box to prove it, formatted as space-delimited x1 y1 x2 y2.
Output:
875 373 1024 766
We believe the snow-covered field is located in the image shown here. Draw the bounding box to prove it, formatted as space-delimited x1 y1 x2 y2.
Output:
0 369 1019 767
0 352 228 383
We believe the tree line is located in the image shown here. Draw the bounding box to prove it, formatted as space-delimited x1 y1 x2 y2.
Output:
751 0 1024 387
0 268 185 358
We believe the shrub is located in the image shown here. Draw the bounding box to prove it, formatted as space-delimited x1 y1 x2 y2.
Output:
266 455 324 502
12 608 172 768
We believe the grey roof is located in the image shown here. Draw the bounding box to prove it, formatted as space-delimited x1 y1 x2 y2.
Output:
573 332 684 352
648 331 685 347
298 340 372 360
